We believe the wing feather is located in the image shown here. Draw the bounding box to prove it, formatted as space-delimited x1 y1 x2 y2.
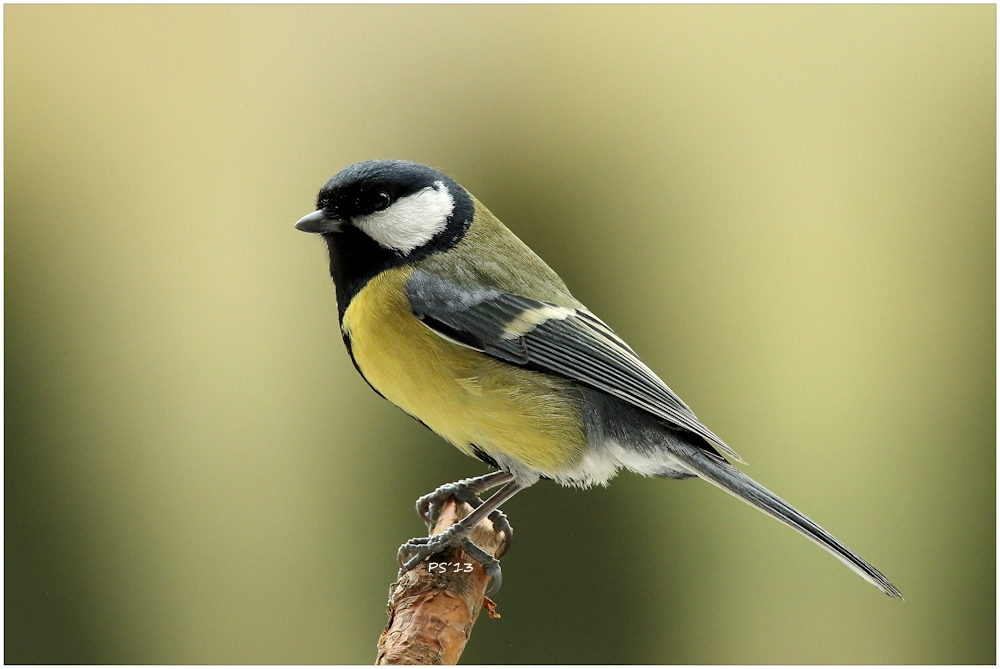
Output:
406 270 743 462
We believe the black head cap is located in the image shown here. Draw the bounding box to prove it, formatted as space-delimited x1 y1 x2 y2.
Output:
316 159 470 224
302 159 475 319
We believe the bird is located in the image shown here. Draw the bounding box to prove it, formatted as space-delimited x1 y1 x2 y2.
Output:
294 159 902 599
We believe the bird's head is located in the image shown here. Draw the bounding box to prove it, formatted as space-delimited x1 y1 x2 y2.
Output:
295 159 474 257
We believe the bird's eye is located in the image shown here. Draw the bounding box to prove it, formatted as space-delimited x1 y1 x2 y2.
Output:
373 193 391 212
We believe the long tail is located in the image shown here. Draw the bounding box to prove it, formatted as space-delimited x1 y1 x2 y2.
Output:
670 441 903 599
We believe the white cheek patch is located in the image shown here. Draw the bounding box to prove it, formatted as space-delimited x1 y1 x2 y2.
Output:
352 180 455 254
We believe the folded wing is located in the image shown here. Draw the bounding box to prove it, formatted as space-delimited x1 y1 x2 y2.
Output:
406 269 743 463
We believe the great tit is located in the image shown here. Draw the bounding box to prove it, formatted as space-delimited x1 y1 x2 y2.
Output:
295 159 902 599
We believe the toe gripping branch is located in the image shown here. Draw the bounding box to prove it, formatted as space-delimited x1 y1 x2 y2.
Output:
397 472 519 596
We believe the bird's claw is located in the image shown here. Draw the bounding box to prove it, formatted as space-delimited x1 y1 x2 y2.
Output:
416 477 489 530
486 509 513 558
459 538 503 595
396 526 458 569
396 527 504 595
404 473 515 594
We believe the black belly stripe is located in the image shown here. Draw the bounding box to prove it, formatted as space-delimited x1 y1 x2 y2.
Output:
341 329 386 400
470 444 501 470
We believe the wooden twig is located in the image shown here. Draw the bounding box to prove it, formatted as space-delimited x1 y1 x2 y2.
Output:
376 498 510 664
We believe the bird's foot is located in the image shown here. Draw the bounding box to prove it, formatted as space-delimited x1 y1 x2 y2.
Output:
415 474 513 546
415 479 481 530
396 525 504 595
403 472 517 595
416 474 497 526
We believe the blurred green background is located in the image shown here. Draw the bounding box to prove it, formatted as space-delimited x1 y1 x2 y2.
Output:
5 5 994 664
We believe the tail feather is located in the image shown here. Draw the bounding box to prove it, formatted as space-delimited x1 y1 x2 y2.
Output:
671 443 903 599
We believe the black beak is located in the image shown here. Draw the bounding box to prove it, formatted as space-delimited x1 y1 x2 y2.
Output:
295 210 343 233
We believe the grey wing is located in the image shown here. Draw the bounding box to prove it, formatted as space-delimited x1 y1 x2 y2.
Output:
406 269 744 463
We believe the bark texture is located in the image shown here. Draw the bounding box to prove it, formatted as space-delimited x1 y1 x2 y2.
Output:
376 499 508 665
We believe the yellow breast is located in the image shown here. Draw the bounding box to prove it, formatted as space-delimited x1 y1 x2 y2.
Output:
341 266 587 474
